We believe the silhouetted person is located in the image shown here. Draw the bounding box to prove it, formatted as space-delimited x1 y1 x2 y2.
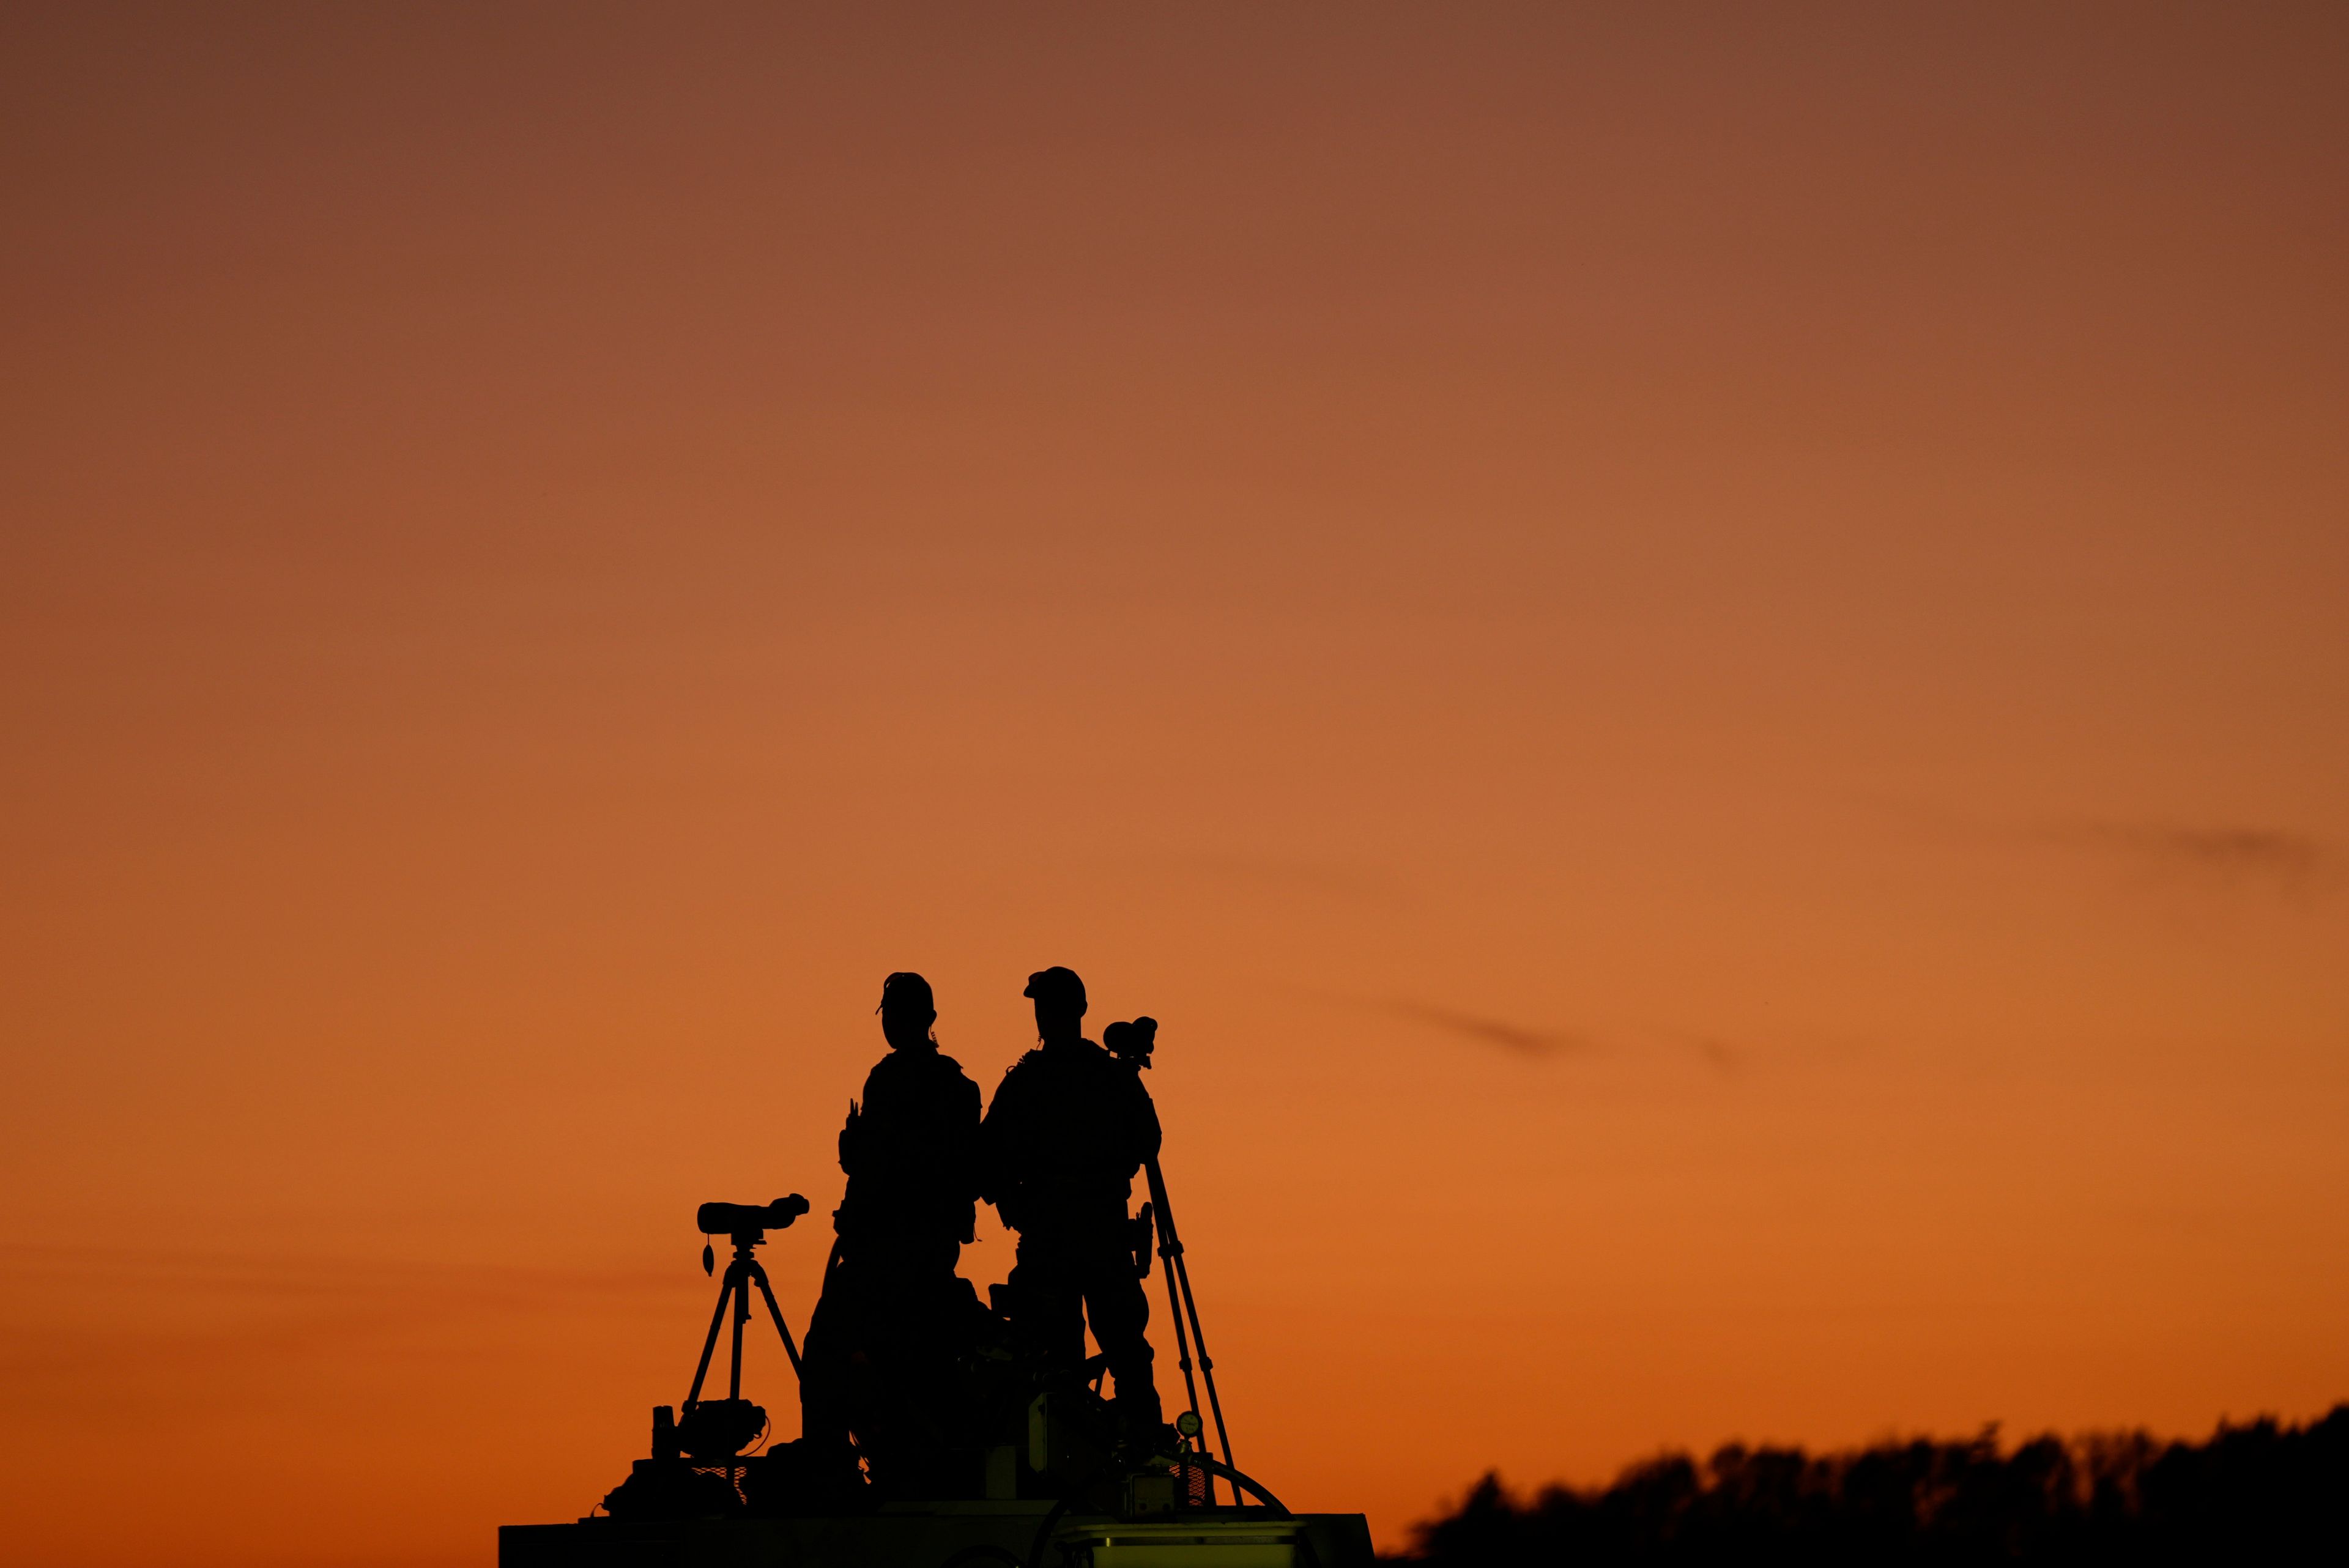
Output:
979 966 1163 1440
800 972 981 1488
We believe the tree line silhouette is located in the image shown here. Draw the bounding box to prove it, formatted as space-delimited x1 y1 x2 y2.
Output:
1395 1405 2346 1564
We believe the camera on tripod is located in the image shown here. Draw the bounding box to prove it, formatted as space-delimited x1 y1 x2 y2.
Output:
1104 1016 1158 1070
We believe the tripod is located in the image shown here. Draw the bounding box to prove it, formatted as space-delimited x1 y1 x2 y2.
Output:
1105 1016 1236 1494
1147 1155 1233 1488
686 1212 807 1410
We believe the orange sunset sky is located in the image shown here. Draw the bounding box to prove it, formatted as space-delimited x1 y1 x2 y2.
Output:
4 6 2347 1565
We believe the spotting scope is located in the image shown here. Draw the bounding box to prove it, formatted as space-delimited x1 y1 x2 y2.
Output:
696 1196 810 1237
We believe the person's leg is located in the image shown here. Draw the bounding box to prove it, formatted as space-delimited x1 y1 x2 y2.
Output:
863 1237 946 1354
1006 1232 1087 1377
1079 1240 1160 1433
862 1235 969 1439
798 1257 858 1452
829 1235 945 1485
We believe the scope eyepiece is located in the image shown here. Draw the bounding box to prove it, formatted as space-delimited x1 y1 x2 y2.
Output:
696 1194 809 1237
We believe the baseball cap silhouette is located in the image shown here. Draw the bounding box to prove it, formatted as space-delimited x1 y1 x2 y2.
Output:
1022 966 1086 1013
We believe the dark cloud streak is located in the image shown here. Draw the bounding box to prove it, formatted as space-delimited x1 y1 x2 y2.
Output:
1378 999 1586 1056
2041 820 2334 892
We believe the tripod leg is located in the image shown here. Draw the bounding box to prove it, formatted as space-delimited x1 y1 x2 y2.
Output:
688 1272 735 1407
1173 1247 1234 1474
748 1260 806 1380
1147 1167 1203 1416
1159 1235 1199 1413
1155 1212 1208 1501
730 1265 750 1400
1149 1158 1236 1475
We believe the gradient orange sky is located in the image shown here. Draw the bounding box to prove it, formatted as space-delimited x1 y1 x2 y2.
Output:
4 6 2347 1564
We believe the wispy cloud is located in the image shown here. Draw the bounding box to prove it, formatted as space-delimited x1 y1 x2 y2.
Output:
1378 999 1587 1056
1307 990 1748 1073
0 1241 679 1306
1869 796 2338 902
1661 1031 1741 1074
2038 820 2335 893
0 1243 696 1416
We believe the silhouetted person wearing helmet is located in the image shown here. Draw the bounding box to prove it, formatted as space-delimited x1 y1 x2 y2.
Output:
979 966 1163 1440
800 972 982 1492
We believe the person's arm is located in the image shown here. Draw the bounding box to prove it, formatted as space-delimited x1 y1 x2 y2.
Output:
840 1060 892 1176
837 1098 863 1175
976 1065 1026 1207
951 1071 982 1200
